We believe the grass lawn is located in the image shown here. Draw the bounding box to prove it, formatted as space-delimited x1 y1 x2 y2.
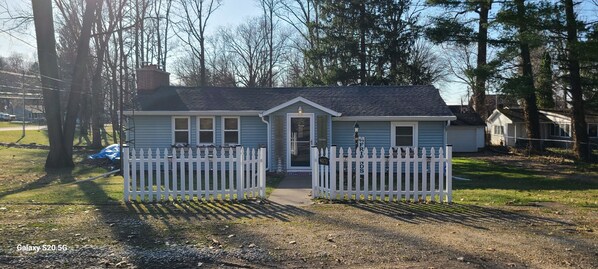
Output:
0 147 121 204
0 125 118 146
453 156 598 209
0 146 282 204
0 121 35 128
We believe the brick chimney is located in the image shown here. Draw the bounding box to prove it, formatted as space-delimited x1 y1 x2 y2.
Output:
136 64 170 91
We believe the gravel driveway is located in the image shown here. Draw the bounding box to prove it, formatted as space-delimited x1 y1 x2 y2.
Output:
0 200 595 268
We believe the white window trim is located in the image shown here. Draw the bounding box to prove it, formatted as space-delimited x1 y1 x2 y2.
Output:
390 122 418 148
551 123 572 138
222 116 241 145
588 123 598 138
197 116 215 145
286 113 315 171
172 116 191 145
494 125 504 135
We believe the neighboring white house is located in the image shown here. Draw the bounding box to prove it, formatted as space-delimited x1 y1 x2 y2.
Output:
11 105 45 122
487 108 598 147
447 105 485 152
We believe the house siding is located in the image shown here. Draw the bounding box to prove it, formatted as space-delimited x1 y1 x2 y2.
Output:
332 121 446 151
130 115 267 150
418 121 446 148
129 115 172 149
240 116 268 149
332 121 391 150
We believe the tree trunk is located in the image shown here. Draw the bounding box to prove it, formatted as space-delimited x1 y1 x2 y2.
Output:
564 0 589 161
32 0 71 169
91 14 110 149
472 1 490 120
515 0 542 151
63 0 100 159
200 36 206 86
359 2 366 85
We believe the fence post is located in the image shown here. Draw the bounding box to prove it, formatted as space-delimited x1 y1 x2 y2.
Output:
258 147 266 198
446 145 453 203
329 146 337 200
236 146 244 201
123 146 130 202
311 146 319 198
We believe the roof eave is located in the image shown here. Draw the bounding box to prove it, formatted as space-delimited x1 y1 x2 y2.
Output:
333 116 456 121
260 96 342 117
122 110 261 116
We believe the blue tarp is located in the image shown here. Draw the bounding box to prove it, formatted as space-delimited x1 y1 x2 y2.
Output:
89 144 120 163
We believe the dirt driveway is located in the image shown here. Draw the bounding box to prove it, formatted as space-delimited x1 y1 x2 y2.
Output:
0 200 596 268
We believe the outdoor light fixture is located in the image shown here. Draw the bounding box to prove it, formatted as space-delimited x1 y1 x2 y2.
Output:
298 105 303 114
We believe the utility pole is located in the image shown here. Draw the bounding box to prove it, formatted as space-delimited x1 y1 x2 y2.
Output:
20 71 25 140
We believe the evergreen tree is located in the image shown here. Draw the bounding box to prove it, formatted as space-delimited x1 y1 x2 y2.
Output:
305 0 432 85
426 0 494 119
536 51 555 109
495 0 543 151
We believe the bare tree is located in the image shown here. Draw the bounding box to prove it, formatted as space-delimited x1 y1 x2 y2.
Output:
220 17 270 87
175 0 221 86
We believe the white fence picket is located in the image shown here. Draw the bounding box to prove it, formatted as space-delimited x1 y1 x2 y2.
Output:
313 146 452 203
123 147 267 202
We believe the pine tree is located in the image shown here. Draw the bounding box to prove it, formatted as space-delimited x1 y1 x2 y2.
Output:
536 51 555 109
426 0 494 119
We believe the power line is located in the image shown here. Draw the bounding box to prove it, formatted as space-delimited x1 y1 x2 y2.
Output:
0 29 37 49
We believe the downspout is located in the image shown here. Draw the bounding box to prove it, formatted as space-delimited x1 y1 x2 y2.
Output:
259 113 270 171
445 120 451 147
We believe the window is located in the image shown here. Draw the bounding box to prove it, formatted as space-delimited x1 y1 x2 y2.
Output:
198 117 214 144
494 125 504 135
172 117 190 145
223 117 240 145
589 124 598 138
551 123 571 137
391 122 417 148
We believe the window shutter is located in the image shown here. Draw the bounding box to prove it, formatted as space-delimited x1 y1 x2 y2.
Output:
273 115 285 166
317 115 328 149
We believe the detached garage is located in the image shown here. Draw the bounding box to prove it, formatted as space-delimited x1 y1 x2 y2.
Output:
447 105 485 152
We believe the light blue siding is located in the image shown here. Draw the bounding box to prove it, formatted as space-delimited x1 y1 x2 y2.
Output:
332 121 391 150
131 115 268 149
215 116 222 145
331 121 446 151
240 116 268 148
130 116 172 149
418 121 445 148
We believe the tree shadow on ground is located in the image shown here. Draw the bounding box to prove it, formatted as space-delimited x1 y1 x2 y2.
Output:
0 169 76 200
126 199 312 223
76 180 311 268
346 201 573 229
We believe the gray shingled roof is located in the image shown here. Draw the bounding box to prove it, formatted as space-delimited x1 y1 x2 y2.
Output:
498 108 552 123
448 105 486 126
135 85 454 117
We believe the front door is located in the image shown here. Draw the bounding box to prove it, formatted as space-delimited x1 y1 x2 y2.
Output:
287 114 313 170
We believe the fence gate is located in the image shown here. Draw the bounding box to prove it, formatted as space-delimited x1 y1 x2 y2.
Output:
122 146 266 202
312 146 452 203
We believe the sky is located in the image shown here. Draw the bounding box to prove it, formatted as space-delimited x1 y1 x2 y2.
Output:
5 1 595 106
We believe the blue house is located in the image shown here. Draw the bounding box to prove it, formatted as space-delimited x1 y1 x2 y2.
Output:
124 66 456 172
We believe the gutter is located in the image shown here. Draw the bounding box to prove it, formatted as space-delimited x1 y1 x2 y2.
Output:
259 113 270 171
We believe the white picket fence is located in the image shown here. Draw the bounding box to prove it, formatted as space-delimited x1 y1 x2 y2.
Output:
122 146 266 202
312 146 452 203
